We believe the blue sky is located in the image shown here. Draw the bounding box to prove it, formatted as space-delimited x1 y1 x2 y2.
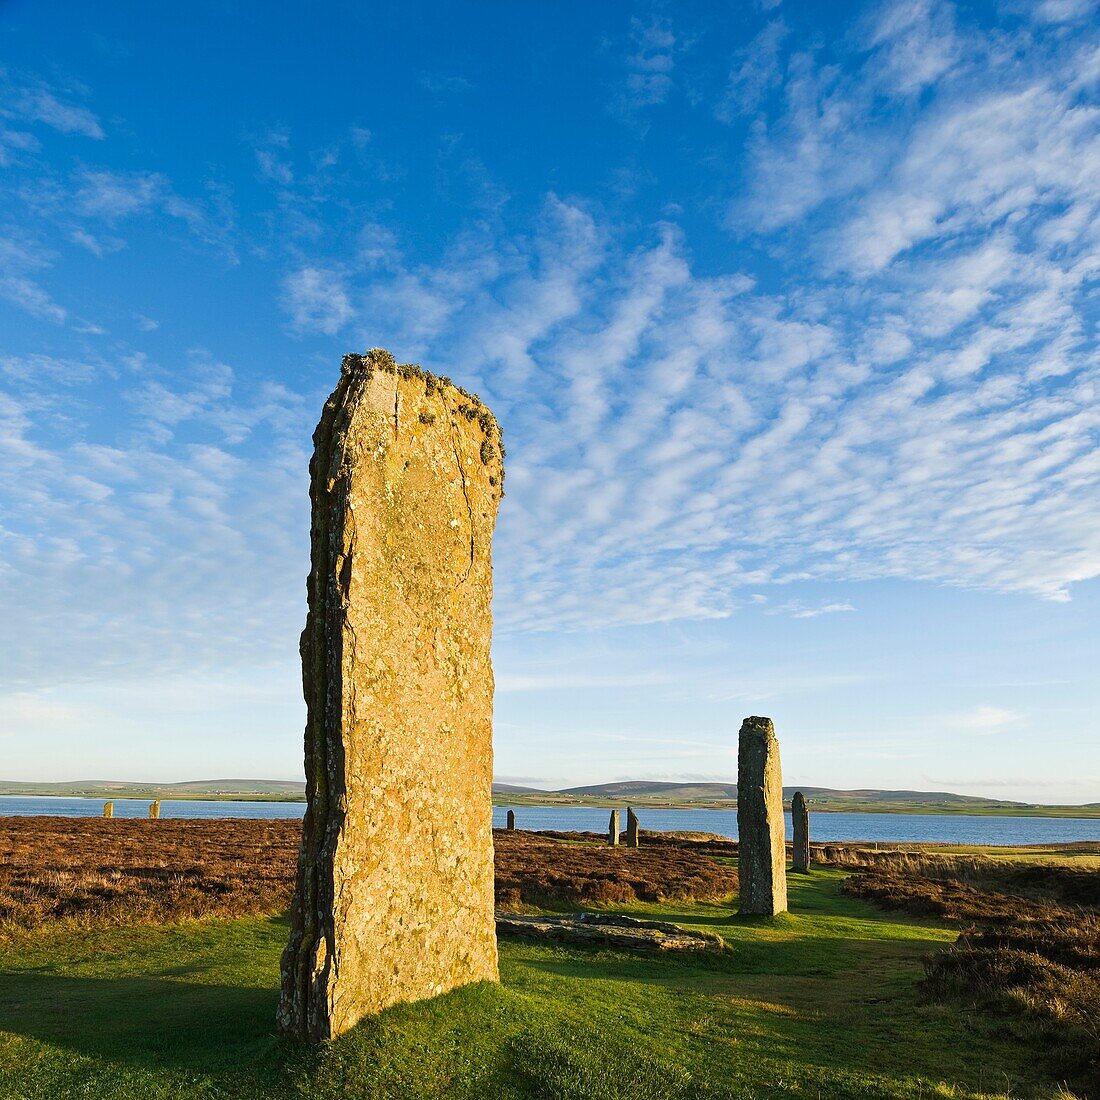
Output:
1 0 1098 802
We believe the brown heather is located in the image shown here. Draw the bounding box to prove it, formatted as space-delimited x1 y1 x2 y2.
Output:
0 818 736 940
833 846 1100 1096
0 817 297 935
492 829 737 909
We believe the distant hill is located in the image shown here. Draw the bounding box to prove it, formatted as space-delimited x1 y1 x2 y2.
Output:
1 778 1095 816
562 781 739 799
786 786 1017 805
560 781 1008 804
0 779 306 801
498 782 1099 817
2 778 540 799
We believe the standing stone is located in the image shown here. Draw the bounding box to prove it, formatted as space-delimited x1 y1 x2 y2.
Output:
102 801 114 819
506 810 515 831
792 791 810 873
626 807 640 848
736 716 787 915
278 349 504 1043
608 809 620 847
149 800 161 820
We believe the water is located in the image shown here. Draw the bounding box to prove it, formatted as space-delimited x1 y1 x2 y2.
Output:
2 795 1097 846
493 805 1100 846
0 796 306 819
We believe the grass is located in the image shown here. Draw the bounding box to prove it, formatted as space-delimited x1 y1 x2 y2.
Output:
0 871 1071 1100
836 851 1098 1095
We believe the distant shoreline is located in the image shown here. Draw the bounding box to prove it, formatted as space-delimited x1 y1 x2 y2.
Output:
1 791 1098 818
493 796 1100 818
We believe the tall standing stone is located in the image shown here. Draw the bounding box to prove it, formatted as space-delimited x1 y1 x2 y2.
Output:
626 806 640 848
506 810 515 831
736 716 787 915
792 791 810 873
149 800 161 820
278 349 504 1043
608 809 620 846
102 801 113 819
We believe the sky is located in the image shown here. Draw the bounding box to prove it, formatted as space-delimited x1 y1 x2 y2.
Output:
0 0 1098 803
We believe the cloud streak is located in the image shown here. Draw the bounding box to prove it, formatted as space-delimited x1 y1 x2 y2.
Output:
2 5 1099 697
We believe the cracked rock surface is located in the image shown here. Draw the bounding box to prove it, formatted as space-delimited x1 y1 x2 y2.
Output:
278 349 503 1042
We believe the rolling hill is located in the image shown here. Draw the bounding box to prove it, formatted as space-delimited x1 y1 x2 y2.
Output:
0 779 1095 816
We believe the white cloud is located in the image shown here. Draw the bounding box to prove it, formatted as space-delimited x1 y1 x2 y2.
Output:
616 16 680 114
254 130 294 185
0 127 38 166
1029 0 1097 23
3 4 1099 695
281 267 354 334
946 705 1021 732
0 273 66 323
75 169 165 220
731 52 890 232
769 601 857 619
62 170 237 259
14 87 104 139
0 235 67 323
718 19 788 119
861 0 960 95
417 72 473 94
0 353 312 691
297 165 1100 629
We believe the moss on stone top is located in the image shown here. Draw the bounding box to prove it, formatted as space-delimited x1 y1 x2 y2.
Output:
342 347 506 489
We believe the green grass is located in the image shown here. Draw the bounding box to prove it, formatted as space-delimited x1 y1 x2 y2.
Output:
0 873 1065 1099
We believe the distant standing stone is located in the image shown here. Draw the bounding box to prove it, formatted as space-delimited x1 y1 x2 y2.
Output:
736 716 787 915
626 806 640 848
149 800 161 820
506 810 515 830
608 809 620 846
102 801 114 819
792 791 810 873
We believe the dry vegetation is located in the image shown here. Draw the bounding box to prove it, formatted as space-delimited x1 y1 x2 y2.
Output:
0 818 737 939
0 817 298 933
492 829 736 909
830 846 1100 1095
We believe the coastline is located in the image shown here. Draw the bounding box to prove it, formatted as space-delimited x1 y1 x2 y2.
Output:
0 791 1097 818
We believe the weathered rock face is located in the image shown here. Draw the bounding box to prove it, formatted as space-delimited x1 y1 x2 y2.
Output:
102 801 113 819
506 810 515 831
608 809 620 847
626 806 640 848
736 716 787 915
278 349 504 1043
149 800 161 820
792 791 809 873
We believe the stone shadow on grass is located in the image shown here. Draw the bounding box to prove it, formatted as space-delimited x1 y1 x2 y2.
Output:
0 967 283 1078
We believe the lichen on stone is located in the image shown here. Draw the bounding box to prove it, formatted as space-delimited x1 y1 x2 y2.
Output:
278 348 503 1044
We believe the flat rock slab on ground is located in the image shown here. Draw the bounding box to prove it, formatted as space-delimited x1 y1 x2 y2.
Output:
496 912 724 952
